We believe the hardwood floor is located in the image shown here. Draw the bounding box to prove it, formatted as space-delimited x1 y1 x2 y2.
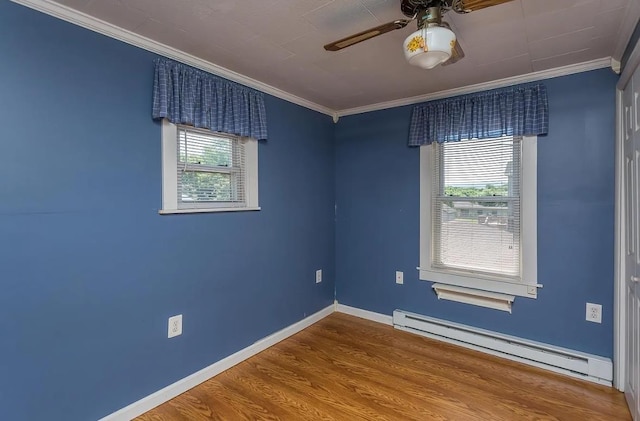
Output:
137 313 631 420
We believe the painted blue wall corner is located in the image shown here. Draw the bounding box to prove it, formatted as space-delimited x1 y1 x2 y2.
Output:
335 68 619 359
0 1 623 420
0 2 335 420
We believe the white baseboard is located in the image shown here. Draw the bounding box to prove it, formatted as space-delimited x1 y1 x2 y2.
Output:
99 304 334 421
335 303 393 326
100 302 612 420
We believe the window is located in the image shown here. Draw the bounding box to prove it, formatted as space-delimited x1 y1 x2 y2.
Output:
419 136 538 302
160 120 259 214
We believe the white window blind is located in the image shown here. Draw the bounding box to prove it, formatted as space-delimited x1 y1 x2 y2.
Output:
177 126 246 209
432 137 522 279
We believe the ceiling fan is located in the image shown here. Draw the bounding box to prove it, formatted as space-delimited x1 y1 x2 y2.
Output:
324 0 514 69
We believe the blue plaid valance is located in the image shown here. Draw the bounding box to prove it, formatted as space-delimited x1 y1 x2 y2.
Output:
408 83 548 146
152 58 268 140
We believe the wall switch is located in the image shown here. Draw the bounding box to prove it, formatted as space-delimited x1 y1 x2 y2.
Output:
316 269 322 284
168 314 183 338
585 303 602 323
396 271 404 284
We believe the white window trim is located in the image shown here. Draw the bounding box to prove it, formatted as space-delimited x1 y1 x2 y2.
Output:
159 119 260 214
419 136 540 299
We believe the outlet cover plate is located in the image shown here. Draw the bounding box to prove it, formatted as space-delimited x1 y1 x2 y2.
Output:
168 314 183 338
396 271 404 284
316 269 322 284
585 303 602 324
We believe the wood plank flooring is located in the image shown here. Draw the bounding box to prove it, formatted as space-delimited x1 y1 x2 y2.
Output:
137 313 631 420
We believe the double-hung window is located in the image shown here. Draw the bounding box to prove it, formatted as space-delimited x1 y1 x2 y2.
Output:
420 136 538 310
160 120 259 214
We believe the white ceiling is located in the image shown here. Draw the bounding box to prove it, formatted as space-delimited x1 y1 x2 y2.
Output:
49 0 640 111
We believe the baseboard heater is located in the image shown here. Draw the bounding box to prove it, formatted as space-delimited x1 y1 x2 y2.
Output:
393 310 613 386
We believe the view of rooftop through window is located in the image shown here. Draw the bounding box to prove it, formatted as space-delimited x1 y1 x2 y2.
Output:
434 137 521 278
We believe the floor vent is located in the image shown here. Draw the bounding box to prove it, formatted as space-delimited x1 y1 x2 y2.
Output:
393 310 612 386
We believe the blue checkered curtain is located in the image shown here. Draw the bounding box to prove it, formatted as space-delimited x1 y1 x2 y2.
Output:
408 83 548 146
152 58 268 140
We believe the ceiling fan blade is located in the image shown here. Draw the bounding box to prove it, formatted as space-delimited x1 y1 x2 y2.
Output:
324 19 411 51
442 39 465 66
458 0 514 12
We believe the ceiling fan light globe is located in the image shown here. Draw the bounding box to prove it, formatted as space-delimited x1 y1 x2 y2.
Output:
409 51 451 69
403 26 456 69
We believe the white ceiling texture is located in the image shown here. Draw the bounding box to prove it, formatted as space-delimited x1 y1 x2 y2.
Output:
35 0 640 114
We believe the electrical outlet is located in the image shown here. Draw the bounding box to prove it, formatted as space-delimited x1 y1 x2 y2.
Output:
396 271 404 284
585 303 602 324
316 269 322 284
168 314 183 338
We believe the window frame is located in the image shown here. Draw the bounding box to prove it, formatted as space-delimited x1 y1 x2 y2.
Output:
419 135 539 299
159 119 260 214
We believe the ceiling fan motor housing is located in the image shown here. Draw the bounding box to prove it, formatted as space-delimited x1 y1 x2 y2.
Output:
401 0 452 18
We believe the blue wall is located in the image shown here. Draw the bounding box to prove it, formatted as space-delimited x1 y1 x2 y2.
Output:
0 2 335 420
0 1 621 419
335 69 618 358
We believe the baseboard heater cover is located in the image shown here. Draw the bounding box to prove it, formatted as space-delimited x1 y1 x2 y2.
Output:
393 310 612 386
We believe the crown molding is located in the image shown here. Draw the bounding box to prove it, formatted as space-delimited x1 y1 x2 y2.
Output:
9 0 620 120
337 57 614 118
10 0 335 117
611 59 621 74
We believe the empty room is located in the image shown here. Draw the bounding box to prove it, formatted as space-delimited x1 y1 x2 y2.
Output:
2 0 640 420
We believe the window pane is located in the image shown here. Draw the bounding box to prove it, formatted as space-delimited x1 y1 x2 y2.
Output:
435 199 519 276
175 126 247 208
179 172 233 202
433 137 521 279
178 129 233 167
442 137 519 198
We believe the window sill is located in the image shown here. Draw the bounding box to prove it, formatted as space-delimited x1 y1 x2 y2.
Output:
159 207 261 215
419 267 541 298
